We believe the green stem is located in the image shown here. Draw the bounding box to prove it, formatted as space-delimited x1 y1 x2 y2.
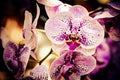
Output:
39 49 53 65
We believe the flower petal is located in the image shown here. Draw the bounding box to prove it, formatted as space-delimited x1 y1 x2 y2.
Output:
50 50 96 80
19 46 30 72
45 12 71 44
78 17 104 49
23 11 32 30
34 29 52 61
75 46 96 56
30 65 48 80
50 56 65 80
92 38 111 74
108 1 120 10
37 0 63 6
45 4 71 18
3 41 18 71
3 41 31 78
69 5 89 18
73 52 96 76
108 27 120 41
25 30 38 49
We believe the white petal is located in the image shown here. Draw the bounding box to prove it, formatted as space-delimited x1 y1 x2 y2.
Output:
23 11 32 30
94 11 114 19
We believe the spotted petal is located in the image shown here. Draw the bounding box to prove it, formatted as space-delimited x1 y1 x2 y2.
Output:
3 41 18 71
30 65 48 80
50 50 96 80
3 41 30 78
45 12 71 44
77 17 104 49
45 5 104 50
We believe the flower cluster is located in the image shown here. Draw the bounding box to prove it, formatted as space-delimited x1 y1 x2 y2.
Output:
1 0 120 80
43 0 104 80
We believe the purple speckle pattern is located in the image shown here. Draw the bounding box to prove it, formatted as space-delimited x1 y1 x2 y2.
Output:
30 65 48 80
50 50 96 80
3 41 30 79
45 5 104 52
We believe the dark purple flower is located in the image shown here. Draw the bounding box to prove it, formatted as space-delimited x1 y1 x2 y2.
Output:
50 50 96 80
3 41 30 79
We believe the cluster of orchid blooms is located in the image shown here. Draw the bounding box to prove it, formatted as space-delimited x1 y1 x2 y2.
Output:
0 0 120 80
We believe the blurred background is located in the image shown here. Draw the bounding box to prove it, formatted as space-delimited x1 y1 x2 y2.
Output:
0 0 120 80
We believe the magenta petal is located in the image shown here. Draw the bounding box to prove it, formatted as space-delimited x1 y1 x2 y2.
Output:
30 65 48 80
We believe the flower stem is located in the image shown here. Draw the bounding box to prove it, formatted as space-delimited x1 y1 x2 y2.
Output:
39 49 53 65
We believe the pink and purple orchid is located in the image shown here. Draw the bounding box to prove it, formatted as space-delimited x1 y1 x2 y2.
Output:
42 1 104 80
45 5 104 56
2 0 120 80
50 50 96 80
3 4 49 79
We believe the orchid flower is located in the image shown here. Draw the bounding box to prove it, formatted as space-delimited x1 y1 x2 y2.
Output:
3 41 30 79
29 65 48 80
2 4 41 79
37 0 72 18
45 5 104 56
22 65 48 80
23 4 40 49
50 50 96 80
